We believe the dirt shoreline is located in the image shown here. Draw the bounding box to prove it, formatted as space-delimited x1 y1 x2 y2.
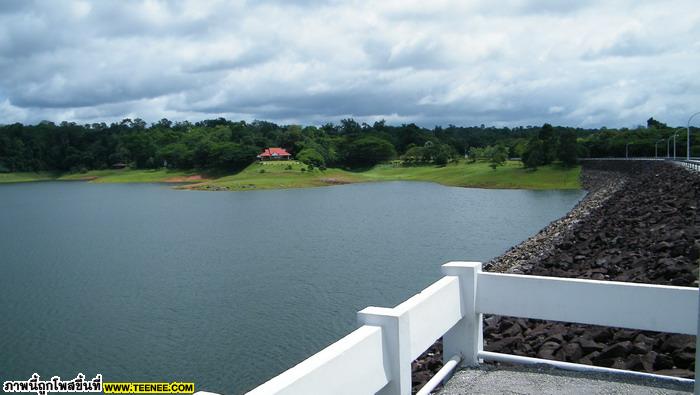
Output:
412 160 699 393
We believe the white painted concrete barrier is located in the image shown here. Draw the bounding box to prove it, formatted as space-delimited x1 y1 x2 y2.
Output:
676 160 700 172
247 326 389 395
239 261 698 395
477 272 697 334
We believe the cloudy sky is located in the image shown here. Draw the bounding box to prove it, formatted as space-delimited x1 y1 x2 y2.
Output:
1 0 699 128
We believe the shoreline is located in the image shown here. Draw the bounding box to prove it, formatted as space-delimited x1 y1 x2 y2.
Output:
0 161 582 191
486 168 627 273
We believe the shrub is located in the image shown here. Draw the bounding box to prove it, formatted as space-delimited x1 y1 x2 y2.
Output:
297 148 326 167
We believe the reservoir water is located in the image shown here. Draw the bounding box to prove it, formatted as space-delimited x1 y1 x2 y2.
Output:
0 181 585 393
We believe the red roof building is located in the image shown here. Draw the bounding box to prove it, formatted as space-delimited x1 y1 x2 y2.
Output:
257 147 292 160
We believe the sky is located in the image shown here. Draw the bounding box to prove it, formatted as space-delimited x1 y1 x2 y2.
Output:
0 0 699 128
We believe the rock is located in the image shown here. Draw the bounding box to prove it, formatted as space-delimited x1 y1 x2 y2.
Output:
574 337 605 353
673 352 696 369
579 351 600 365
558 342 583 362
660 334 695 353
485 336 522 353
502 322 523 337
625 352 656 372
537 341 562 360
590 328 613 343
471 161 700 384
654 353 675 370
629 342 650 355
612 329 638 342
544 333 564 344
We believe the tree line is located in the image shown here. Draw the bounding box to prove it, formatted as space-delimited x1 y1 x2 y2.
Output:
0 117 695 173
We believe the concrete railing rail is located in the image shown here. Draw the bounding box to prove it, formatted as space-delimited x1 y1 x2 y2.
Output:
675 160 700 172
579 157 700 172
215 262 700 395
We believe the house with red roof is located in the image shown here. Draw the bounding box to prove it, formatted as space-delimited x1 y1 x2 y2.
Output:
257 147 292 161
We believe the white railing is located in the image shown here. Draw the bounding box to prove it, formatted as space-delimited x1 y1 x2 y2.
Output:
222 262 699 395
676 160 700 172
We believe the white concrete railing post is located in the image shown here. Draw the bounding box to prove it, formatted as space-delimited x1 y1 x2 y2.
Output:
441 262 483 367
357 307 411 395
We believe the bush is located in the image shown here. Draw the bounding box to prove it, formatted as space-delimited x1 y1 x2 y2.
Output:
259 169 265 173
434 152 449 166
285 164 293 170
343 136 396 167
297 148 325 167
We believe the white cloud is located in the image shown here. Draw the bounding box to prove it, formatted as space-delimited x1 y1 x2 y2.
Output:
0 0 698 127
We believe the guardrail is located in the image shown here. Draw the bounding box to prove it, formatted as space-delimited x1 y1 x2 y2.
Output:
578 157 700 172
579 157 700 161
234 262 699 395
675 160 700 172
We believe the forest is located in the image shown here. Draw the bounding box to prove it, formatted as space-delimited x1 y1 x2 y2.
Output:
0 117 696 173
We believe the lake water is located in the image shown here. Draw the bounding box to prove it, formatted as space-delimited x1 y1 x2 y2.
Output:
0 181 585 394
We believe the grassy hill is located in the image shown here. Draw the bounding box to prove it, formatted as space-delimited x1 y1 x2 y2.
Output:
189 160 581 191
57 169 205 183
0 172 57 183
0 169 204 184
0 160 581 190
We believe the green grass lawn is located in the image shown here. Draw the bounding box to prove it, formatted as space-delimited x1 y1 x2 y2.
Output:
194 160 581 191
1 161 581 190
57 169 204 183
361 161 581 189
0 172 57 183
0 169 206 184
194 161 365 191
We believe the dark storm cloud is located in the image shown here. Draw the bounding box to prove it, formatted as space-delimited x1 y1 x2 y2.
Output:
0 0 698 127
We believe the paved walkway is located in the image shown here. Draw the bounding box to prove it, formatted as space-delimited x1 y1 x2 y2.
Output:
438 365 693 394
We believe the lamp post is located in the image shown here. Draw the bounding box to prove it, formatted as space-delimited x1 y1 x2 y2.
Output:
667 137 672 158
689 112 700 160
626 142 632 159
655 139 665 158
673 130 679 160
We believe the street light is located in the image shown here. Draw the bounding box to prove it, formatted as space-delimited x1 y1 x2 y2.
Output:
655 139 665 158
667 136 672 158
688 112 700 160
673 129 679 159
626 142 632 159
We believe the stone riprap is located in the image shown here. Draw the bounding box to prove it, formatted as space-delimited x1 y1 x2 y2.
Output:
411 160 699 393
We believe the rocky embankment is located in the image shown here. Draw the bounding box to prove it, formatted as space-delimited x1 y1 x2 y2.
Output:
412 161 700 392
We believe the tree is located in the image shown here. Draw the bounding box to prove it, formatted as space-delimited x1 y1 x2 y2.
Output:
211 142 258 170
297 148 325 167
557 130 578 166
488 145 508 170
522 137 545 169
538 123 557 165
467 147 482 163
647 117 667 129
343 136 396 167
159 143 193 168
